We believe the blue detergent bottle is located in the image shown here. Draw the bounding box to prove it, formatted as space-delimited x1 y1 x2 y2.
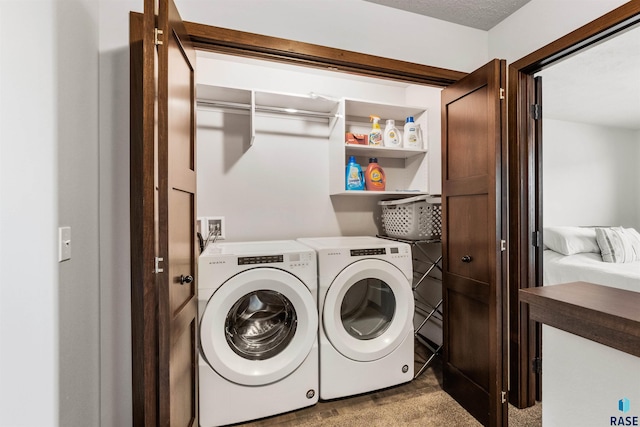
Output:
345 156 365 190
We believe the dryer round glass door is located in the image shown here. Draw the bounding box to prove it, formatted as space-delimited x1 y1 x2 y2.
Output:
200 267 318 386
341 279 395 340
323 259 413 362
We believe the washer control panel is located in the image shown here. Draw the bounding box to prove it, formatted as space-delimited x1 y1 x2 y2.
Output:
238 255 283 265
235 252 313 269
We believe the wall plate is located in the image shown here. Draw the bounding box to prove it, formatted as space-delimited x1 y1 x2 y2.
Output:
59 226 71 262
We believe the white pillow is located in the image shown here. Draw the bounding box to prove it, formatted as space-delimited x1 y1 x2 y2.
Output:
595 227 640 263
543 226 600 256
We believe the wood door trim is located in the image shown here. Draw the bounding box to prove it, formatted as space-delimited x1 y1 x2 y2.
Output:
511 1 640 73
183 21 467 87
130 9 159 427
508 0 640 409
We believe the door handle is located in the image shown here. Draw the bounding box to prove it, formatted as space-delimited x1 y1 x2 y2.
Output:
179 274 194 285
461 255 473 263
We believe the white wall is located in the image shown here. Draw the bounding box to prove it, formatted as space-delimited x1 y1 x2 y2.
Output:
543 325 640 426
0 0 100 426
543 119 640 229
196 53 442 241
57 1 101 426
178 0 488 73
0 3 58 424
98 2 140 425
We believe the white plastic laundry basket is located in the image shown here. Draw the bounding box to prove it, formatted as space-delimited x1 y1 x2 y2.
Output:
379 195 442 241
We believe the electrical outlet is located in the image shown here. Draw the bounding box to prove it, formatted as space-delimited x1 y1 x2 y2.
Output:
206 216 225 240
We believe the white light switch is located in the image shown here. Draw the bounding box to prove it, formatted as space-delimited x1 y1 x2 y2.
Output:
59 226 71 262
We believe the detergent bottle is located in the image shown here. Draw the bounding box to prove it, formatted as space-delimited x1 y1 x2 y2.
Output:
403 116 422 149
368 115 383 146
365 158 386 191
383 119 401 147
345 156 365 191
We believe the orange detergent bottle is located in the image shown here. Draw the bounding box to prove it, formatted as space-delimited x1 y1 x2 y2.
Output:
365 157 386 191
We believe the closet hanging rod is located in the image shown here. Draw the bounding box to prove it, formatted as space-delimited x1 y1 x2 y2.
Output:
196 99 338 119
197 99 249 111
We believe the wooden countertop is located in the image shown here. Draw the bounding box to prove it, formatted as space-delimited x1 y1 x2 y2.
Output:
519 281 640 358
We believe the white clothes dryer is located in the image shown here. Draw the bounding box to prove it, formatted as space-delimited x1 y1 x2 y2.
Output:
297 236 414 400
198 240 318 427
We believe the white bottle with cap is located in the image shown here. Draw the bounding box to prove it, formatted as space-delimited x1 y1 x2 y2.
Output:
383 119 401 147
403 116 422 149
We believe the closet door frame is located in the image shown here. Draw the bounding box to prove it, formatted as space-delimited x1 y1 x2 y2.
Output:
181 20 508 412
507 1 640 408
183 21 466 86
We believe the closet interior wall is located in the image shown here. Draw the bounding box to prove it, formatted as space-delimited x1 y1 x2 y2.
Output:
195 51 442 242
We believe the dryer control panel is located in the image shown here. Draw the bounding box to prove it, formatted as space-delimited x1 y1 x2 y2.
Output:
350 248 387 257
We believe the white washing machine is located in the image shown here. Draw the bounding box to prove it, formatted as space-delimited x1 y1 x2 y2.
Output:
198 240 318 426
297 236 414 400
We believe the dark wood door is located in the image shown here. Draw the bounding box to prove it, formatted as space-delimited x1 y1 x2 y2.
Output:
441 59 507 427
130 0 198 424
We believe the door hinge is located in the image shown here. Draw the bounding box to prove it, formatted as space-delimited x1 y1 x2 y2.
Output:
153 256 164 274
531 104 542 120
532 357 542 375
500 239 507 251
501 391 507 404
154 28 164 46
532 230 541 247
499 88 505 100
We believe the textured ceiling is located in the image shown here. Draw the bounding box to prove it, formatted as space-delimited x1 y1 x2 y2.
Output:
538 26 640 130
363 0 531 30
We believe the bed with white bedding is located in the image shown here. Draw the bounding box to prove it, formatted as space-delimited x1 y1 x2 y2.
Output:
543 249 640 292
542 226 640 293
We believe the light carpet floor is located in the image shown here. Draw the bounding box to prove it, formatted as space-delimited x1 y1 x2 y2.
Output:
265 390 542 427
238 355 542 426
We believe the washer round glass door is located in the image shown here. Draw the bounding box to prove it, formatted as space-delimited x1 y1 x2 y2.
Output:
323 259 413 362
200 267 317 386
